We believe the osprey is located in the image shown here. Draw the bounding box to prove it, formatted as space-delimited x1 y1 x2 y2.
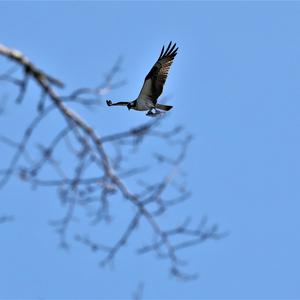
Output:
106 41 178 116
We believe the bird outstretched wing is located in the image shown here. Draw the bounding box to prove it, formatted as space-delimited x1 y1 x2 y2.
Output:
106 100 129 106
138 42 178 104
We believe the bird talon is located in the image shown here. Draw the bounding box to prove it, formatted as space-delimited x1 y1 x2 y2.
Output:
146 108 156 116
146 111 154 116
146 110 164 117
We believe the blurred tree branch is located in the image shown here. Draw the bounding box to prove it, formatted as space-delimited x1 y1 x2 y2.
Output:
0 214 14 224
0 43 226 279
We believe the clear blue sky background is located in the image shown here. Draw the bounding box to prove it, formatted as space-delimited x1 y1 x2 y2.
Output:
0 1 300 299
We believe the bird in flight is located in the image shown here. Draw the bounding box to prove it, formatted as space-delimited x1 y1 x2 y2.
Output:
106 41 178 116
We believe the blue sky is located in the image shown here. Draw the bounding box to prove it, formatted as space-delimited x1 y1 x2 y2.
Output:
0 1 300 299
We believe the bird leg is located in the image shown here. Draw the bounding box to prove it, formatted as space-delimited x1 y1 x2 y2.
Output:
146 108 156 116
146 108 164 117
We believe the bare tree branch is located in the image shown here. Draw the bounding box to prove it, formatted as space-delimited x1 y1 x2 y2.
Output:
0 215 14 224
0 43 225 279
132 282 144 300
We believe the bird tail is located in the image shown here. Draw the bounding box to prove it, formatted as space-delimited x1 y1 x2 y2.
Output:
156 104 173 111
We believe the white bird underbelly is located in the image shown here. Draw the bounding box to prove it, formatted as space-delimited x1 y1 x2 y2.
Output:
134 98 155 111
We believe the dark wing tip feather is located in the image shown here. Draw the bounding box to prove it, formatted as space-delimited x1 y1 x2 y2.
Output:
159 45 165 59
159 42 178 60
164 41 172 55
173 46 179 56
166 43 176 56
